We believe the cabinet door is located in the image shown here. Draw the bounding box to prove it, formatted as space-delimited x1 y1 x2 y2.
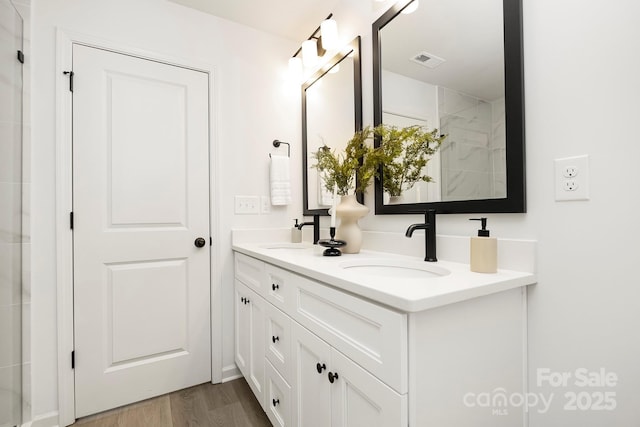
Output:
265 303 292 383
265 360 292 427
330 349 407 427
235 281 266 408
234 280 250 377
292 323 332 427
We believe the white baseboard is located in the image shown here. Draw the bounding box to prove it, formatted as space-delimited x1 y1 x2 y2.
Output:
23 411 59 427
221 364 242 382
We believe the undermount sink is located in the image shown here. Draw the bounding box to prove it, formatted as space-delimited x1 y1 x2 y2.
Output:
339 259 450 279
260 242 313 250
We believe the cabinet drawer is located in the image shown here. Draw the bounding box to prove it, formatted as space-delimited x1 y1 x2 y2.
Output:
265 263 293 313
265 360 292 427
235 252 265 295
265 303 292 384
291 275 408 394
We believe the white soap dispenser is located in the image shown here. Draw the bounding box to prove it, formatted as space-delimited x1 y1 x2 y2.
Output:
291 219 302 243
469 218 497 273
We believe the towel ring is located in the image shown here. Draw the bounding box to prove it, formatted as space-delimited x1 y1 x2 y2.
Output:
270 139 290 157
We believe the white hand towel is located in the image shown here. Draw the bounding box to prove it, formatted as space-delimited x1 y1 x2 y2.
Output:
270 154 291 206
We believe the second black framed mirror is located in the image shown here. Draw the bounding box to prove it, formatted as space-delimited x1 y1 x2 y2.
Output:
302 36 362 216
373 0 525 214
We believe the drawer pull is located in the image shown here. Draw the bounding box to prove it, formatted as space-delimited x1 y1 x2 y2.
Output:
272 398 280 407
328 371 339 383
272 283 279 291
316 363 326 374
272 335 280 343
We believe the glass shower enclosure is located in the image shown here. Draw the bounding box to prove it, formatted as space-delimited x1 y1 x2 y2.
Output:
0 0 24 426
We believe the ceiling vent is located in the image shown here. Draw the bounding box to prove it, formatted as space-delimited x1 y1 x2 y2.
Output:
410 51 445 69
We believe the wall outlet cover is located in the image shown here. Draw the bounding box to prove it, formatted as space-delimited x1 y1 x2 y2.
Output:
555 155 589 201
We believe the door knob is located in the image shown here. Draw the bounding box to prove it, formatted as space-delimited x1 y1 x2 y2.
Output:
194 237 206 248
328 371 339 383
316 363 326 374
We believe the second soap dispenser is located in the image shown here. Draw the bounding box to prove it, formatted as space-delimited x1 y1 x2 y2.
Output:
469 218 497 273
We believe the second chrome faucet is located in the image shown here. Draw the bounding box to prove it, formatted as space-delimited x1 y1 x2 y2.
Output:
405 209 437 262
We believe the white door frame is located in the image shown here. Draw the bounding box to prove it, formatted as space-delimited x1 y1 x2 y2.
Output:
55 28 222 426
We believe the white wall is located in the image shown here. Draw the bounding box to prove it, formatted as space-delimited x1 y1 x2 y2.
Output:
29 0 640 425
30 0 301 419
334 0 640 425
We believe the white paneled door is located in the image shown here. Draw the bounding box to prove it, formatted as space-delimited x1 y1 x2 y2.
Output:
72 45 211 417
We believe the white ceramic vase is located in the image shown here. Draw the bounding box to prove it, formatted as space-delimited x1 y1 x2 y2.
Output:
335 194 369 254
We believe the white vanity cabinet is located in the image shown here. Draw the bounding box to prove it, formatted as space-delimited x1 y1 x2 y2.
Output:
234 250 529 427
235 252 407 426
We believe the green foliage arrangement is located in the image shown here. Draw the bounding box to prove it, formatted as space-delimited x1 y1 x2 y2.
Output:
312 124 445 197
375 124 445 197
312 127 380 196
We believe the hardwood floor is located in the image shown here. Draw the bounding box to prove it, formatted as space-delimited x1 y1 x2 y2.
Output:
74 378 272 427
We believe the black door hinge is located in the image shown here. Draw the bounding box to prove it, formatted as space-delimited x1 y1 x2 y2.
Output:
210 237 212 246
17 50 24 64
63 70 74 92
70 212 74 230
71 351 75 369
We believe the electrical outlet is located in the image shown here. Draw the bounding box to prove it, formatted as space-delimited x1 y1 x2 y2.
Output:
563 180 578 191
261 196 271 214
234 196 260 214
555 155 589 201
563 166 578 178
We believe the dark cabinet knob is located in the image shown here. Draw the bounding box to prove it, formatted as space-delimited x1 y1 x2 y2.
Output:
328 371 339 383
272 398 280 407
194 237 206 248
316 363 326 374
272 283 279 291
240 297 245 304
272 336 279 343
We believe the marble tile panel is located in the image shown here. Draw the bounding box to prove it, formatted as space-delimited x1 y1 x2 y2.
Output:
0 182 22 243
0 364 22 427
0 243 21 306
493 173 507 198
0 122 22 183
492 148 506 174
441 169 491 201
0 303 22 368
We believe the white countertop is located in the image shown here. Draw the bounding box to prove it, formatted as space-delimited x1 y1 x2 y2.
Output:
232 242 537 313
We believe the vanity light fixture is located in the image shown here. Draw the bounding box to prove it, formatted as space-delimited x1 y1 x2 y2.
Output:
402 0 419 14
288 14 340 78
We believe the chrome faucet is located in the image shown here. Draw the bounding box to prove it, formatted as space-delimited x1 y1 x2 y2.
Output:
405 209 437 262
297 215 320 244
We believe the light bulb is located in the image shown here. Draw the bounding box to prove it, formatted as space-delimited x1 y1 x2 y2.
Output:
402 0 419 14
320 19 339 51
302 39 318 68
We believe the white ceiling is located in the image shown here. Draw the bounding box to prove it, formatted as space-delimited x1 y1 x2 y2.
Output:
168 0 340 41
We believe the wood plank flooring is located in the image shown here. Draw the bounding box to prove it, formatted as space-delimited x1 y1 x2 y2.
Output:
74 378 271 427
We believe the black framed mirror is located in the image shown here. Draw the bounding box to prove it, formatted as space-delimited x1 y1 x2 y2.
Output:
302 37 362 216
373 0 525 214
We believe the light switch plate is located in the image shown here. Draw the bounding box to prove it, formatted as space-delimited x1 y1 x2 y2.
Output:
235 196 260 214
555 155 589 201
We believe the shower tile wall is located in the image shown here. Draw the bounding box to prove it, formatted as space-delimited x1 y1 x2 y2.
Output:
438 87 506 200
0 0 28 425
